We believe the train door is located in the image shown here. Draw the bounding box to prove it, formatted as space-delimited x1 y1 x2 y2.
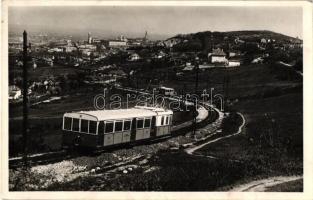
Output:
130 118 137 141
150 116 156 137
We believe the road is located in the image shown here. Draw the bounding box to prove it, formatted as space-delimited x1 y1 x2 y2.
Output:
229 175 303 192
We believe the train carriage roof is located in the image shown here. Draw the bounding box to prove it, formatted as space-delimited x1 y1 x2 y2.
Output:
63 106 173 121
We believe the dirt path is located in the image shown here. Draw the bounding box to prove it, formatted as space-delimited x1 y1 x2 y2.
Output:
185 112 245 155
229 176 302 192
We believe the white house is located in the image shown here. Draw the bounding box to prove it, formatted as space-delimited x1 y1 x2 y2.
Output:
209 48 227 63
227 58 242 67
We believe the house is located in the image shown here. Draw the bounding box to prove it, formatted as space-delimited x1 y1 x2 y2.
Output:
228 50 242 58
128 53 140 61
182 62 194 71
260 38 267 44
154 51 167 59
208 48 227 63
9 85 22 100
199 64 214 70
227 56 242 67
251 57 264 64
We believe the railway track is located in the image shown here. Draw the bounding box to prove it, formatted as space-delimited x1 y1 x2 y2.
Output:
9 90 220 169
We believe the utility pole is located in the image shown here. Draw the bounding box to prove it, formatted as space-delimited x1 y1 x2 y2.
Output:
22 30 29 166
223 70 230 112
193 56 200 137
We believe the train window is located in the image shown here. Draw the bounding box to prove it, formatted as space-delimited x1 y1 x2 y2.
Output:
137 119 144 129
161 116 164 125
144 118 151 128
72 118 80 132
105 121 114 133
124 120 131 131
98 121 105 134
81 119 89 133
89 121 97 134
64 117 72 130
115 121 123 132
166 116 169 125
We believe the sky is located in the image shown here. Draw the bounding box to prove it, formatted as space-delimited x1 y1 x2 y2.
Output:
8 6 303 40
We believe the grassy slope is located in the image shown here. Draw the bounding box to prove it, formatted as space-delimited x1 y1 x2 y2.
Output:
108 64 303 191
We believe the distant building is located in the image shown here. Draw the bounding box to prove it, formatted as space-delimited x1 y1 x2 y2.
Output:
63 46 77 53
182 62 194 71
199 64 214 70
227 57 242 67
119 35 128 42
108 40 127 47
251 57 264 64
92 38 101 44
209 48 227 63
154 51 166 59
48 47 63 53
228 50 241 58
260 38 267 44
128 53 140 61
164 38 181 48
9 85 22 100
88 32 92 44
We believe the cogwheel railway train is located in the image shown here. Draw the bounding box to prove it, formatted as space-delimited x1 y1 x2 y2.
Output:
62 106 173 149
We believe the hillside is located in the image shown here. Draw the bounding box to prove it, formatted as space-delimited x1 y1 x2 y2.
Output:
165 30 302 52
169 30 301 43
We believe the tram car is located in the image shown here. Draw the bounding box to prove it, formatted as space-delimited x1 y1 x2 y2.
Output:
62 106 173 148
158 86 175 96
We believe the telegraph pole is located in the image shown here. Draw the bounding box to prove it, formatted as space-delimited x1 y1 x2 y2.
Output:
193 56 199 137
22 30 29 166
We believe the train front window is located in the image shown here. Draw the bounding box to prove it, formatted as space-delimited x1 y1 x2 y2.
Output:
72 118 79 132
115 121 123 132
105 121 114 133
137 119 144 129
166 116 169 125
64 117 72 130
81 119 89 133
161 116 164 125
124 120 131 131
144 118 151 128
89 121 97 134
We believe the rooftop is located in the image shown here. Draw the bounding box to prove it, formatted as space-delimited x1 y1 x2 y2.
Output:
212 48 226 56
64 106 172 121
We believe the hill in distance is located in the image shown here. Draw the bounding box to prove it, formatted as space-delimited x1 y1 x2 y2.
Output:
167 30 301 44
165 30 302 52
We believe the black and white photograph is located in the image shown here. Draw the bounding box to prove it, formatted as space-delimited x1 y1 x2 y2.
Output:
1 0 313 198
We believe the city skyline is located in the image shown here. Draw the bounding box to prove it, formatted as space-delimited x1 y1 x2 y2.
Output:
9 6 302 40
